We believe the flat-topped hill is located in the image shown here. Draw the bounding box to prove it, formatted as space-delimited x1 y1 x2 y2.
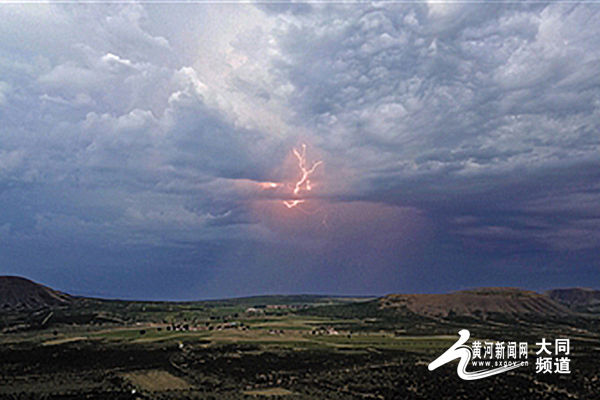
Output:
548 288 600 306
381 287 573 318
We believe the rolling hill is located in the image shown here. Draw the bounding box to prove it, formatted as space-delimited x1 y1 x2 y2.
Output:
0 276 589 321
380 288 573 318
548 287 600 313
0 276 73 311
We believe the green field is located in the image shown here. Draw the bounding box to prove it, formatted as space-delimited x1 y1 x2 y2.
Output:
1 296 600 399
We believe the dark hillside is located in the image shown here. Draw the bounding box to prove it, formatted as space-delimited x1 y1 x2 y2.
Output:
0 276 73 312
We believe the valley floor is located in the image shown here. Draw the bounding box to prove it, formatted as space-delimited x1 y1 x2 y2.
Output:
1 312 599 400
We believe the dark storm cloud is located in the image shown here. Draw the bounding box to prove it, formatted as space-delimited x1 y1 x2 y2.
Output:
264 2 600 253
1 2 600 298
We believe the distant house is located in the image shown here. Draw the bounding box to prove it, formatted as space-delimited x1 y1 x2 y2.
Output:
245 307 263 315
326 327 339 335
266 304 289 310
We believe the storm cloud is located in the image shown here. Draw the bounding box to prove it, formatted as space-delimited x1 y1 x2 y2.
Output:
1 2 599 299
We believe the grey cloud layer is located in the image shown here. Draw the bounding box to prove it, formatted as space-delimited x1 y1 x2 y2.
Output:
1 2 599 298
264 3 600 252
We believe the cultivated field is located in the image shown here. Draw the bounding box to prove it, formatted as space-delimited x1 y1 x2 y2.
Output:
1 293 599 399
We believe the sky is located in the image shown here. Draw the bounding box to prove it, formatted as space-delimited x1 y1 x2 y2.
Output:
1 1 600 300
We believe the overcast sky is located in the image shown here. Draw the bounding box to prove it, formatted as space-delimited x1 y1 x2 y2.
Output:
1 1 600 300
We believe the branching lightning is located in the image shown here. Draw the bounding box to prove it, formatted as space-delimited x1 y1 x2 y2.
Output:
257 143 323 210
283 199 305 208
283 144 322 209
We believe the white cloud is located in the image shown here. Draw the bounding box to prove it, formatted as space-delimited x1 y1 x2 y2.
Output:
0 81 11 106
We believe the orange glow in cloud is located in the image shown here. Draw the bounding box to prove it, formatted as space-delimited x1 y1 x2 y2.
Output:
258 182 281 189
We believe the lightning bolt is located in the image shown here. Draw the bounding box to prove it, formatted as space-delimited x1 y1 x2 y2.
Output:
283 199 305 208
257 144 322 210
284 144 322 209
